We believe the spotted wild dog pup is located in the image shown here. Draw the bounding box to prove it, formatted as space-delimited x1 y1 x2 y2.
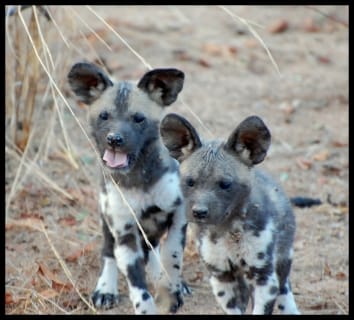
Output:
160 113 300 315
67 63 188 314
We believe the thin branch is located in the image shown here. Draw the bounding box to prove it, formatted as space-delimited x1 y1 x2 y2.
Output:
305 5 348 28
219 6 281 76
6 145 74 201
85 5 153 70
39 221 97 313
70 6 113 52
6 285 69 314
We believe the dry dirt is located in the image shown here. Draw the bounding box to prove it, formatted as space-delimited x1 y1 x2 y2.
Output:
5 6 348 315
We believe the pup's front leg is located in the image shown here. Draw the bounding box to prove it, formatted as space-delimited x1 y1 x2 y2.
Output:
114 225 157 314
209 272 250 314
92 217 119 309
276 278 300 314
155 206 188 313
252 270 279 314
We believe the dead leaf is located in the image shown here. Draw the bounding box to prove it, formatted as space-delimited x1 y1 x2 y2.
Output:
5 292 15 305
198 58 211 68
52 280 73 292
37 262 73 292
321 164 341 176
48 151 70 162
312 149 329 161
65 242 97 262
335 272 347 280
296 157 312 170
268 19 289 33
20 212 44 220
66 187 96 205
229 46 237 54
202 43 237 57
331 140 348 147
336 94 348 105
38 262 57 280
5 245 15 252
173 49 213 68
317 55 331 64
203 43 222 55
58 216 77 227
6 218 44 231
39 288 59 299
85 28 109 44
65 186 97 212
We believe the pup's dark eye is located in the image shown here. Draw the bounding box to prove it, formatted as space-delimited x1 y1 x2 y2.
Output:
219 180 232 190
133 113 146 123
185 177 195 187
99 111 109 120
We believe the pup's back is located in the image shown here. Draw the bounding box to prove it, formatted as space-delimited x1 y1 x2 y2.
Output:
252 169 296 261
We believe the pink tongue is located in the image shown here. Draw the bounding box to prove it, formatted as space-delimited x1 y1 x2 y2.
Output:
103 149 128 168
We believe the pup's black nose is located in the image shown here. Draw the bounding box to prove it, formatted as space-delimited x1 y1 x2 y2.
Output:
107 133 124 147
192 208 208 219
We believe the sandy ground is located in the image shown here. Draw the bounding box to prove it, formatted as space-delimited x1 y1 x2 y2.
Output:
5 5 348 315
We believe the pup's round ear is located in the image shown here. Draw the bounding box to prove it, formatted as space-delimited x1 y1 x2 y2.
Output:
67 62 113 105
137 68 184 106
160 113 202 162
224 115 271 166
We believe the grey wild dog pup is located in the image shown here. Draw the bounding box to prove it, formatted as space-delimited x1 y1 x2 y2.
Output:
67 63 188 314
160 113 300 314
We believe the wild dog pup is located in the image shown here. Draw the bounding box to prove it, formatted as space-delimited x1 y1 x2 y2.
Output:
67 63 188 314
160 113 300 315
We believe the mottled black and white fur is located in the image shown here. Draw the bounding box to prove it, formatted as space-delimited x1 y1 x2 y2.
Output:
160 113 300 315
67 63 188 314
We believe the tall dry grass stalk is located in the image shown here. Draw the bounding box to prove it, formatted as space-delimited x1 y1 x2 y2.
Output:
6 7 98 312
219 6 281 76
6 7 69 218
7 9 41 151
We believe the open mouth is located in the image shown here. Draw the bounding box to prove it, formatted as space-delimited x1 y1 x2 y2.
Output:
103 149 129 169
